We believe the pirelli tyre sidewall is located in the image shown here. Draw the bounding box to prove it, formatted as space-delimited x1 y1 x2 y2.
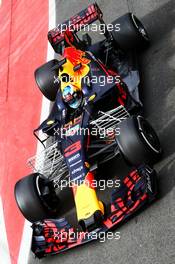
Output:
116 116 162 166
34 59 59 101
14 173 58 222
111 12 150 51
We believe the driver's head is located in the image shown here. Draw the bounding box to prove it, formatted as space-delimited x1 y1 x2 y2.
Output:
62 85 82 109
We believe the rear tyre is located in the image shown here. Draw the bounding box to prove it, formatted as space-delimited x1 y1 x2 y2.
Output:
34 59 60 101
116 116 162 166
14 173 59 222
111 13 150 51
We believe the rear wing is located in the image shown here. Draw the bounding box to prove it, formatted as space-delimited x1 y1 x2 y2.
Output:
48 3 103 53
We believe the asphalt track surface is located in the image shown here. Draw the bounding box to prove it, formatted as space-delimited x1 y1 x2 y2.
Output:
29 0 175 263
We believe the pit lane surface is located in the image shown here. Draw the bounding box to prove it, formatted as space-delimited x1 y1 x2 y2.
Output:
29 0 175 263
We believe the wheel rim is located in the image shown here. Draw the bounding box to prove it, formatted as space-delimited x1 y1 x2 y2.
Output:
131 14 149 41
139 118 161 153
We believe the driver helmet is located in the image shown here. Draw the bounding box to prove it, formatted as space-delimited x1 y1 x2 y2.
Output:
62 85 82 109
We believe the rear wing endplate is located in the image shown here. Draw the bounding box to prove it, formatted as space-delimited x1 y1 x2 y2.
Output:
48 3 103 53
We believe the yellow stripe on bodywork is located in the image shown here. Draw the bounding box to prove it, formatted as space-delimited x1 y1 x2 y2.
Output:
74 183 104 221
59 58 90 92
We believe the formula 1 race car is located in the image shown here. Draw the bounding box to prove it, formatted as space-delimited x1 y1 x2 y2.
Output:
14 3 162 258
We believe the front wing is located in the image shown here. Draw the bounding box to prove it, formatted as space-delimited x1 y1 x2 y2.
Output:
31 164 157 258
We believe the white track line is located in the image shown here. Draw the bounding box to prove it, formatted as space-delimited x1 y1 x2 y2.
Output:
0 196 11 264
17 1 56 263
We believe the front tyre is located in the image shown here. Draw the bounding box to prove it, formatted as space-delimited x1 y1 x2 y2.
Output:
14 173 60 222
116 116 162 166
